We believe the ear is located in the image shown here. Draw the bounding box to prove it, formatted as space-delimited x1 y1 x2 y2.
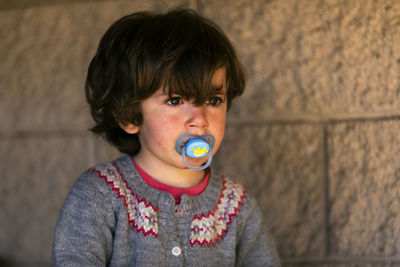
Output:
119 122 139 134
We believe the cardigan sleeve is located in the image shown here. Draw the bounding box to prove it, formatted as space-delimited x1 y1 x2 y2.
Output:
52 170 115 266
235 195 281 267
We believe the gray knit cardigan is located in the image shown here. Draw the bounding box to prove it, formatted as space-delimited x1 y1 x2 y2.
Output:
52 156 280 266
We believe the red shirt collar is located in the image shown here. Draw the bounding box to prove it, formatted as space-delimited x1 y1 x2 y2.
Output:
132 159 209 204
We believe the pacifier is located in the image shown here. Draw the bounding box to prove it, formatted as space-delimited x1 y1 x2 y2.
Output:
175 134 215 170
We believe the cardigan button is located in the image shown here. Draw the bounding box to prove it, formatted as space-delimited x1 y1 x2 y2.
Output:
172 246 181 256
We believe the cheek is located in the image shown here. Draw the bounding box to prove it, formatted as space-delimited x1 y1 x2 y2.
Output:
214 128 225 150
150 115 181 146
210 114 226 152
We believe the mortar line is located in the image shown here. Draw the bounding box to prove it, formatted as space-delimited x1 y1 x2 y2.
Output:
226 114 400 127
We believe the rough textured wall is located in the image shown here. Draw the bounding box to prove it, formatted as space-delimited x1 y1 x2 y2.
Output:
1 0 400 266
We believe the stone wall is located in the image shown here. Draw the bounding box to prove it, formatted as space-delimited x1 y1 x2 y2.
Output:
1 0 399 266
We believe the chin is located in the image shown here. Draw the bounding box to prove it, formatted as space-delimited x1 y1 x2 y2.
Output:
185 159 209 169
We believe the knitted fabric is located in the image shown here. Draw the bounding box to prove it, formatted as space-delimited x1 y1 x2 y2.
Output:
133 159 209 204
52 156 281 266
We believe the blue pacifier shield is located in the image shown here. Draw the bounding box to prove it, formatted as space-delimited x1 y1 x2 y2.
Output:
185 139 210 158
175 134 215 170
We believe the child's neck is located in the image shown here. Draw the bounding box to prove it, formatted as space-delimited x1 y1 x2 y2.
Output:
132 154 206 188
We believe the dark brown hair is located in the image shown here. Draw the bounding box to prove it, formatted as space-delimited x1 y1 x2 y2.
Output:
85 8 245 155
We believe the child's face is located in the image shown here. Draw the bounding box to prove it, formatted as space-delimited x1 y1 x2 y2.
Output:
124 68 227 174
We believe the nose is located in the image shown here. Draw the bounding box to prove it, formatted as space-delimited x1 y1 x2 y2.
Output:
185 105 209 130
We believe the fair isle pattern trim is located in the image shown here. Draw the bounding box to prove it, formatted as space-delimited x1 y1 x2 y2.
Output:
190 177 246 247
91 163 159 237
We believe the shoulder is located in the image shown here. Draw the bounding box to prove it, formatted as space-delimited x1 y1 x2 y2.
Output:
68 156 133 201
56 156 135 232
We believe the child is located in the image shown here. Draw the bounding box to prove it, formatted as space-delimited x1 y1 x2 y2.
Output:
52 8 280 266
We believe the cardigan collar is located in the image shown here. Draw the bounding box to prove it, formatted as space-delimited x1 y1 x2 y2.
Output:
114 155 222 215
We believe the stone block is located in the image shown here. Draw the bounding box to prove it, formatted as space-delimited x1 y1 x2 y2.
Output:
0 136 91 265
328 120 400 256
0 0 188 133
213 123 324 257
199 0 400 119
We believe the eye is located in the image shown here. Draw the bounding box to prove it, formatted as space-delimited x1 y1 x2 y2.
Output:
165 96 183 106
207 96 225 106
